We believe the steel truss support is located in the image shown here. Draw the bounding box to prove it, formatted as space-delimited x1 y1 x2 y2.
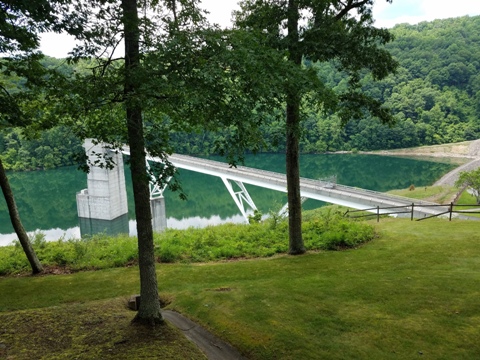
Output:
279 197 308 217
146 159 170 199
221 177 258 222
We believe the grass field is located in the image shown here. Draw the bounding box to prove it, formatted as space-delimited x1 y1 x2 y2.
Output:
388 185 458 204
1 217 479 359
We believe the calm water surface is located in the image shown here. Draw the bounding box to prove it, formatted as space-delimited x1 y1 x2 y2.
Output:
0 153 456 246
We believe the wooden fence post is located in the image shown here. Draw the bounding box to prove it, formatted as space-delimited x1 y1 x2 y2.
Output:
449 202 453 221
411 203 414 221
377 206 380 223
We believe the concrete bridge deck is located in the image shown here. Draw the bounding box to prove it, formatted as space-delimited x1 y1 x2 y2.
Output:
144 152 446 219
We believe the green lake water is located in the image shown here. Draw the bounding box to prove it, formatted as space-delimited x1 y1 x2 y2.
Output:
0 153 456 245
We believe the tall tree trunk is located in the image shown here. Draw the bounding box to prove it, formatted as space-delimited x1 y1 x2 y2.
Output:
285 97 305 254
0 157 43 274
122 0 163 325
286 0 305 255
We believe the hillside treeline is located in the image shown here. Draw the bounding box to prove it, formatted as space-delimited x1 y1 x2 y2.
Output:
172 15 480 154
1 15 479 170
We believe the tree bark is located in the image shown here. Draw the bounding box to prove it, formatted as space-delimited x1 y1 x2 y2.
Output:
286 0 305 255
122 0 163 325
0 157 43 274
285 97 305 254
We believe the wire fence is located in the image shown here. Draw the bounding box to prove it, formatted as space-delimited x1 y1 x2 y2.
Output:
344 203 480 222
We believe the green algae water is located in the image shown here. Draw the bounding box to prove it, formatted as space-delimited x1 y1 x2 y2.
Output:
0 153 456 245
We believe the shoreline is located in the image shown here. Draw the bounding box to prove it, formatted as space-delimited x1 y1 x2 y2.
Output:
358 139 480 161
360 140 480 187
357 151 469 165
357 140 480 187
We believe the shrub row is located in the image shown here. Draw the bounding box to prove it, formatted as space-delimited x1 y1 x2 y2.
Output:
0 210 375 275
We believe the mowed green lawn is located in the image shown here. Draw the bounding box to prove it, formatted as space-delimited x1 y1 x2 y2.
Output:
1 218 479 359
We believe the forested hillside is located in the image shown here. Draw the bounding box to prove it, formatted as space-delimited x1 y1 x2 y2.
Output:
343 15 480 151
1 15 479 170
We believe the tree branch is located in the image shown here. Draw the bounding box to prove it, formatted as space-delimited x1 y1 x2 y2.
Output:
335 0 370 20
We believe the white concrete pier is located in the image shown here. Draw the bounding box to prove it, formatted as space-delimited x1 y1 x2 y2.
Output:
151 197 167 232
77 139 128 221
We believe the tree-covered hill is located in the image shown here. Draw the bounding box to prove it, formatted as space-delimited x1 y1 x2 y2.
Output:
143 15 480 154
1 15 479 170
322 15 480 152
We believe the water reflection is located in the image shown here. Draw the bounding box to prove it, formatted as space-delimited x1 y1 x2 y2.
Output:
79 214 130 237
0 227 81 247
0 153 457 246
0 214 246 247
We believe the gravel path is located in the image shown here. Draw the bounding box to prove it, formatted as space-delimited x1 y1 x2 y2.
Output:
432 140 480 186
434 158 480 186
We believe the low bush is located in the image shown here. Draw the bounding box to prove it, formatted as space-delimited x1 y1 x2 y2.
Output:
0 208 375 274
0 233 138 275
303 208 375 250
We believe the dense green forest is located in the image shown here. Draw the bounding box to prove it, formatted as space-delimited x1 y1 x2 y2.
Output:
1 15 479 170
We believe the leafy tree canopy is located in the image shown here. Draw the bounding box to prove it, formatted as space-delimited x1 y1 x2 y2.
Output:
233 0 398 254
0 0 88 275
455 168 480 205
2 15 480 169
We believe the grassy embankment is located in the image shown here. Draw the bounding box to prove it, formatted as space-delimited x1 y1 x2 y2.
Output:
390 185 480 217
1 186 479 359
388 185 458 203
0 207 370 275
